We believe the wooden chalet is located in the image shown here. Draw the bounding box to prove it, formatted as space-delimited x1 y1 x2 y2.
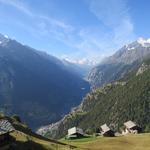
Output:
0 129 11 150
0 119 15 132
67 127 84 139
0 119 15 150
122 120 142 135
100 124 115 137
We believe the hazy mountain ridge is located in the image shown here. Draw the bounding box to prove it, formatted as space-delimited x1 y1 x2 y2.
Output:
61 59 93 78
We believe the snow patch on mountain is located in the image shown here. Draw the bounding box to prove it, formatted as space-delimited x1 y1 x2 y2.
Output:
137 37 150 47
4 35 9 39
127 47 135 51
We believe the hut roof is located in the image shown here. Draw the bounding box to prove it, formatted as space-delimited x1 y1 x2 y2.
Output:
0 119 15 132
0 128 8 135
68 127 84 136
100 124 110 133
124 120 137 129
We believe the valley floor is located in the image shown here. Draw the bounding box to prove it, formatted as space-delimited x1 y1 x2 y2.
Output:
61 133 150 150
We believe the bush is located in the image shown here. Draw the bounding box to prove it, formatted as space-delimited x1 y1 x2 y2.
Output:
144 125 150 133
12 115 22 123
85 128 93 135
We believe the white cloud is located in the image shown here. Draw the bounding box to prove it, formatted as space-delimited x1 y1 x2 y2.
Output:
61 55 97 65
60 0 137 64
38 16 74 33
0 0 33 16
75 0 137 62
0 0 137 64
0 0 74 36
87 0 136 45
113 17 135 45
89 0 129 27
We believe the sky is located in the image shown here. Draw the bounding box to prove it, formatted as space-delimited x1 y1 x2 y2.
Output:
0 0 150 64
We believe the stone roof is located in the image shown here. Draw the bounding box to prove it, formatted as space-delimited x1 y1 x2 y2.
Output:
100 124 110 133
0 119 15 132
68 127 84 136
124 120 137 129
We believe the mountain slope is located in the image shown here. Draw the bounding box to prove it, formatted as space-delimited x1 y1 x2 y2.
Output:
38 58 150 139
0 34 90 129
88 38 150 88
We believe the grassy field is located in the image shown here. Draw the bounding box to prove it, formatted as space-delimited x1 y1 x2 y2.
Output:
61 134 150 150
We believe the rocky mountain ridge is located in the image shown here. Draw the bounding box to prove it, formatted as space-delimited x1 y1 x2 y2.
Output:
88 38 150 88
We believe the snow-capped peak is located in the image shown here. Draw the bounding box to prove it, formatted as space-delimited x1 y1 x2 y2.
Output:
127 47 135 51
0 33 10 45
4 35 9 39
124 37 150 51
137 37 150 47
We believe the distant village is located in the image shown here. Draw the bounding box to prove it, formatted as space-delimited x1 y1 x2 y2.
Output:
67 120 142 139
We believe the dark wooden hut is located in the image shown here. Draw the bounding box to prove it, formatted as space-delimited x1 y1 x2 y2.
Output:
100 124 115 137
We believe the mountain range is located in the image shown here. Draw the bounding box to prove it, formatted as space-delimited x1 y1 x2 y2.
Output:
0 33 90 129
37 38 150 139
1 33 150 140
88 38 150 88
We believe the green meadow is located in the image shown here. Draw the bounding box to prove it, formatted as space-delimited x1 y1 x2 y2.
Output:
61 134 150 150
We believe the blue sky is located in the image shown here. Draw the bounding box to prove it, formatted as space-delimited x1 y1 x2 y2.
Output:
0 0 149 64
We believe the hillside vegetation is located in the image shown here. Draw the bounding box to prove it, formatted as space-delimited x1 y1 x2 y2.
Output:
40 58 150 139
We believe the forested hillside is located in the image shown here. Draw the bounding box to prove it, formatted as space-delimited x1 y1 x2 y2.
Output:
38 58 150 139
